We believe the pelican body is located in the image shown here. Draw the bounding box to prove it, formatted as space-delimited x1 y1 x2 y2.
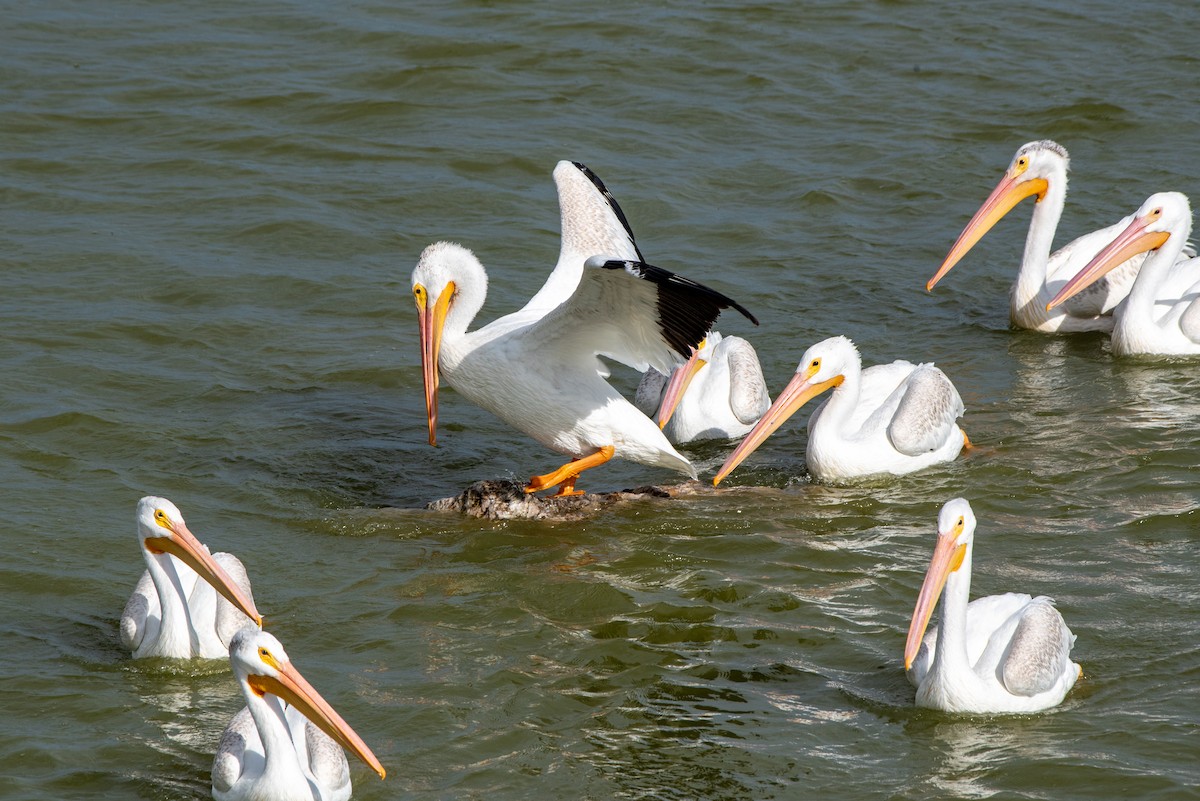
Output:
413 161 756 496
1049 192 1200 357
713 336 965 484
927 140 1179 332
121 496 262 659
634 330 771 443
212 628 385 801
905 499 1080 714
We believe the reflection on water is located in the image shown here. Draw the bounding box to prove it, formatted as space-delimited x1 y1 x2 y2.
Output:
913 716 1075 799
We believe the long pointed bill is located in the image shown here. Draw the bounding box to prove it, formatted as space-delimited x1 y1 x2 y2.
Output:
417 283 454 447
712 371 843 486
249 662 387 780
144 522 262 627
927 173 1049 291
656 343 708 429
904 530 967 670
1046 216 1169 311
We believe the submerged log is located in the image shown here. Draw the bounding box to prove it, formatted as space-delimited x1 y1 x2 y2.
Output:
427 478 706 521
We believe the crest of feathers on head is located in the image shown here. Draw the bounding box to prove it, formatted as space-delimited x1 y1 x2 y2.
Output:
1017 139 1070 171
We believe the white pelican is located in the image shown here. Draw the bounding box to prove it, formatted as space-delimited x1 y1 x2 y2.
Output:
212 627 386 801
413 162 756 496
633 330 771 443
121 496 262 659
926 139 1186 332
1048 192 1200 357
905 499 1081 714
712 336 966 484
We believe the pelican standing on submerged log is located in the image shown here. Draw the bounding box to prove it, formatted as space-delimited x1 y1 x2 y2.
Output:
121 496 262 659
413 162 757 496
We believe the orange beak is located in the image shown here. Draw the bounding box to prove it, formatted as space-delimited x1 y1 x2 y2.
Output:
927 170 1049 291
143 521 261 627
249 660 386 780
712 368 843 486
1046 214 1169 311
416 283 454 447
904 525 967 670
656 341 708 430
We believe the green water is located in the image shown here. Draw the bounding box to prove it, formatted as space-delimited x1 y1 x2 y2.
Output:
3 1 1199 799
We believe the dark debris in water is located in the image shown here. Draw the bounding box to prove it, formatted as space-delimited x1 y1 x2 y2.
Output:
427 478 720 521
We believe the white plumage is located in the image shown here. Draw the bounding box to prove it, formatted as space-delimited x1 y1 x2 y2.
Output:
634 330 771 443
713 336 965 484
413 161 755 496
927 140 1194 332
1049 192 1200 356
905 499 1081 714
121 496 261 659
211 628 385 801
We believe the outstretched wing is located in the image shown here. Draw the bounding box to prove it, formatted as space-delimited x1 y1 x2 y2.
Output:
519 161 645 316
532 257 757 376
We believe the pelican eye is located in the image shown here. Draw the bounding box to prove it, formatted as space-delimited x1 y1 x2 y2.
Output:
1151 207 1163 218
811 358 820 369
259 647 270 658
152 508 174 531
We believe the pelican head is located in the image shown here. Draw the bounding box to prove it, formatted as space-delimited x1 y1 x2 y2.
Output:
1047 192 1188 311
136 496 262 627
904 498 976 670
655 331 722 429
411 242 488 447
712 336 854 485
229 627 387 781
928 140 1069 291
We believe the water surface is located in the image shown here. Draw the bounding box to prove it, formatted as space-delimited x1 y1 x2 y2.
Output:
3 2 1199 799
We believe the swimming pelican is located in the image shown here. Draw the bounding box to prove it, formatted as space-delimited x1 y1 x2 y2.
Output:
905 498 1081 714
926 139 1180 332
212 627 386 801
413 162 757 496
121 496 262 659
634 330 771 443
1048 192 1200 357
712 336 965 484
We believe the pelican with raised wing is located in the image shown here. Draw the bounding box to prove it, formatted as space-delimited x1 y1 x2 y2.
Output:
713 336 965 484
634 330 770 443
926 140 1191 332
121 496 262 659
413 162 756 496
211 628 385 801
905 499 1081 714
1048 192 1200 357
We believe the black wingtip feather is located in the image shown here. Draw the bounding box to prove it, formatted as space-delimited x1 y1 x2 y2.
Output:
598 259 759 358
571 162 645 262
